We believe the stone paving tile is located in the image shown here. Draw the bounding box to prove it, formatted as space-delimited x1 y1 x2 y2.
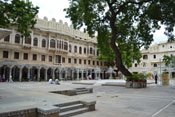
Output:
0 80 175 117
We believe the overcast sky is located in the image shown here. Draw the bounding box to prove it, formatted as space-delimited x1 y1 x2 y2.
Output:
30 0 171 44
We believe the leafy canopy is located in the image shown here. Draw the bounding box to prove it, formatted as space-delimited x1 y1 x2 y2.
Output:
163 55 175 67
65 0 175 70
0 0 39 37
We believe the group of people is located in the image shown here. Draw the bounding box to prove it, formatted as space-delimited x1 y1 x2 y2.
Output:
0 75 13 82
48 79 60 85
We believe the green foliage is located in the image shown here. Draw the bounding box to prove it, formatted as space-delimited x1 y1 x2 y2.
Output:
126 73 146 82
0 0 39 37
163 55 175 66
65 0 175 76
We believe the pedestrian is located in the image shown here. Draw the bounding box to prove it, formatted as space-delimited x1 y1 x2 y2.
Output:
155 74 158 84
9 75 13 82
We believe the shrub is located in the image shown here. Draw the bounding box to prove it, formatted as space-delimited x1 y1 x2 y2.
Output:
126 73 146 82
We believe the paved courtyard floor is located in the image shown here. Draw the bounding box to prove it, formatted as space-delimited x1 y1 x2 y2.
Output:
0 80 175 117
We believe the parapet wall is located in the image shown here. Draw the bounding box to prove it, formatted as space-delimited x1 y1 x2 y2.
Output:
34 16 97 43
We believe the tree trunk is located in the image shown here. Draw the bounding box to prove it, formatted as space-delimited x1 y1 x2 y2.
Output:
110 40 132 77
110 27 132 76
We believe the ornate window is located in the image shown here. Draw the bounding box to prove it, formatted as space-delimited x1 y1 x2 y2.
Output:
50 39 55 48
143 55 148 59
153 63 157 67
14 52 19 59
3 51 8 58
15 34 20 43
153 55 156 59
42 39 46 48
84 47 86 54
74 46 77 53
4 35 10 42
33 37 38 46
64 42 68 50
25 35 31 44
79 47 82 54
90 47 93 54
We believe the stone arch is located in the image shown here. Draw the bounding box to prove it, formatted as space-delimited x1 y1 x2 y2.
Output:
0 65 10 81
47 68 52 79
15 34 20 44
42 39 46 48
50 39 55 48
12 65 20 81
67 68 73 80
40 67 46 81
31 66 38 81
33 37 38 46
22 66 28 81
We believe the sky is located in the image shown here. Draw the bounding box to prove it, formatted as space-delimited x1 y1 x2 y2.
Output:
30 0 171 44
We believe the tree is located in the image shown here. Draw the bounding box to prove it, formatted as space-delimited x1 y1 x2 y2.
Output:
0 0 39 37
163 55 175 67
65 0 175 77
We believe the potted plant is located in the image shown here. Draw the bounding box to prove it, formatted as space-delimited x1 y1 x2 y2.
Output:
126 73 147 88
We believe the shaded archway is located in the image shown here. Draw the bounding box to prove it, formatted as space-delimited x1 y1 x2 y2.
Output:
12 66 20 81
40 67 46 81
0 65 10 81
22 67 28 81
47 68 52 79
31 66 38 81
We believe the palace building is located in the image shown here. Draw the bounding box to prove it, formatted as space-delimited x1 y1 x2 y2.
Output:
130 41 175 78
0 17 108 82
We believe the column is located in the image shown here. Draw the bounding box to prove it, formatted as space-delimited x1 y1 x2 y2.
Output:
37 67 41 81
19 67 22 82
27 67 30 81
86 71 88 80
109 72 112 79
65 70 67 81
8 67 12 81
52 68 55 80
95 71 97 80
59 69 62 80
45 68 48 81
77 69 79 80
81 70 83 80
71 70 74 80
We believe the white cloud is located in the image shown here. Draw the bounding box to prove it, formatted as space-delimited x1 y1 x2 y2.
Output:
30 0 71 24
30 0 174 43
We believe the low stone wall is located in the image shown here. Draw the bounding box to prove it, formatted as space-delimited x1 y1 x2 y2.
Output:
126 81 147 88
0 108 37 117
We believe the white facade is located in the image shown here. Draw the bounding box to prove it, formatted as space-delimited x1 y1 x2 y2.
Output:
130 41 175 78
0 17 109 82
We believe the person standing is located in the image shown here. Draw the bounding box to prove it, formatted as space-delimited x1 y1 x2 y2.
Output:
155 74 158 84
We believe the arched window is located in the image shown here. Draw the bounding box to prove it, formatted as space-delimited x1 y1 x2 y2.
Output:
42 39 46 48
90 47 93 54
4 35 10 42
153 63 157 67
69 44 72 52
64 42 68 50
84 47 86 54
153 55 156 59
33 37 38 46
25 35 31 44
50 39 55 48
15 34 20 43
143 55 148 59
74 46 77 53
79 47 82 54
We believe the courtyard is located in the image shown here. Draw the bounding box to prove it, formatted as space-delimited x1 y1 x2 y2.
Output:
0 80 175 117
